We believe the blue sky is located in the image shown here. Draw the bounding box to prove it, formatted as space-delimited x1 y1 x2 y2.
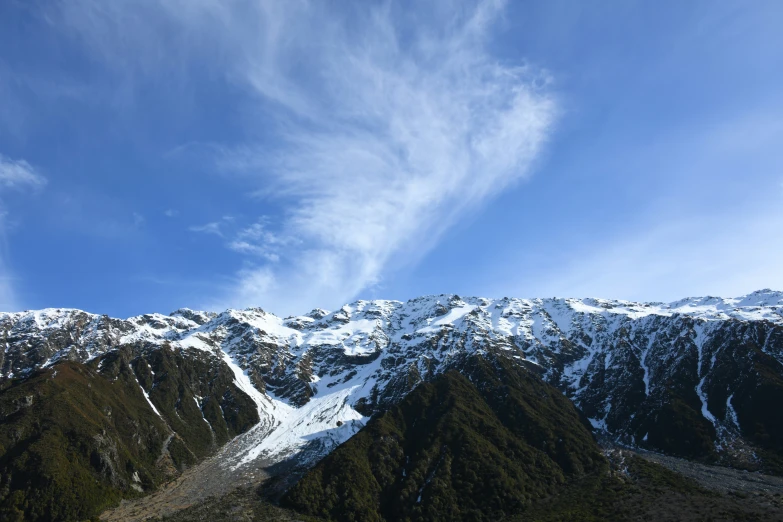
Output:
1 0 782 317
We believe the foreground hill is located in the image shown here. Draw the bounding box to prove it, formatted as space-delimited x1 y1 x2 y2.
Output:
282 356 603 521
0 347 258 521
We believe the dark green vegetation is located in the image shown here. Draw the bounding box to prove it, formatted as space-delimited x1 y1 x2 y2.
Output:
146 447 783 522
0 345 259 522
282 356 605 522
147 451 783 521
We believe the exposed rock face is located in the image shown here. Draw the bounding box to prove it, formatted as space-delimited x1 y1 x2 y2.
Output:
2 290 783 472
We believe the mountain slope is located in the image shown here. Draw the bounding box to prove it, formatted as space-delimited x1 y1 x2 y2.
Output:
0 346 259 521
4 291 782 470
282 356 604 522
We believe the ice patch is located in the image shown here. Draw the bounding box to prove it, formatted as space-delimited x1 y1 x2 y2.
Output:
693 323 716 425
417 304 476 334
219 350 275 417
589 417 607 431
726 393 740 429
133 375 162 418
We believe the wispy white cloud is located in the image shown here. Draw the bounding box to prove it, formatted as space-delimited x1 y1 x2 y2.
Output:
189 218 285 262
0 272 19 312
189 221 224 237
189 215 236 237
498 108 783 303
214 0 556 314
0 210 16 311
52 0 557 315
0 154 47 311
164 209 179 218
228 241 280 263
0 154 47 189
225 220 289 262
532 207 783 303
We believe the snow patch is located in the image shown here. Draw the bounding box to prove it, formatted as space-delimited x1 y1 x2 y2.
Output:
726 393 740 429
133 375 162 418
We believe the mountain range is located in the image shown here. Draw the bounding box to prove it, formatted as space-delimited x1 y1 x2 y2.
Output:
1 290 782 520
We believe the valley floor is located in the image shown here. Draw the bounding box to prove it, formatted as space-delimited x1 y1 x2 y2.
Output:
100 435 272 521
630 447 783 495
100 440 783 521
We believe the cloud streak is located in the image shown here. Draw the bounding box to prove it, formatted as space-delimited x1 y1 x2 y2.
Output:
189 222 224 237
53 0 557 315
0 154 47 190
0 154 47 311
534 206 783 303
215 0 556 314
495 107 783 304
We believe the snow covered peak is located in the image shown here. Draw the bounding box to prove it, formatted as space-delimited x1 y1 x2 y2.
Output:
664 289 783 322
304 308 330 320
3 290 781 378
3 291 781 399
169 308 216 325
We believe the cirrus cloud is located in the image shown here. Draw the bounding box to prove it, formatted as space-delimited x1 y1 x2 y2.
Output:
0 154 47 190
51 0 558 315
211 0 557 314
0 153 47 311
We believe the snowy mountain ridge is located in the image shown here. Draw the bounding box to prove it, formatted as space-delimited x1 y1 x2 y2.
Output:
2 289 783 471
4 288 783 342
